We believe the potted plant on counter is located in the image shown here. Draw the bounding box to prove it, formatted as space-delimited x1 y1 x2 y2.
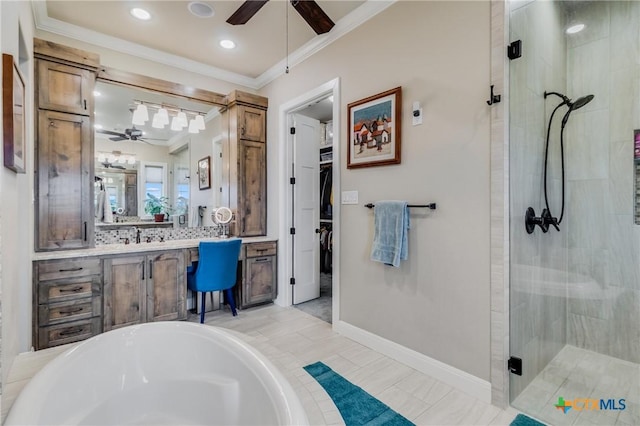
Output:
144 193 169 222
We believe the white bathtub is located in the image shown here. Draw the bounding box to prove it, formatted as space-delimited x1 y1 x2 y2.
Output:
6 322 308 425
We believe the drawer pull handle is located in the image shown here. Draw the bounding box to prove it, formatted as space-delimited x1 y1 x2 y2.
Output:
59 267 83 272
256 249 268 253
59 307 84 315
59 327 84 337
59 286 84 293
255 257 269 262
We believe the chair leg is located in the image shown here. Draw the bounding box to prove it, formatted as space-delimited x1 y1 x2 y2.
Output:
200 292 206 324
225 289 237 316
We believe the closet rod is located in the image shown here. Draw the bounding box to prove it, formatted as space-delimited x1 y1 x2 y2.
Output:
364 203 436 210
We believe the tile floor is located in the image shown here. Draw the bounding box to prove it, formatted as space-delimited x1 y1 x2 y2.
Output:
512 345 640 426
3 304 522 425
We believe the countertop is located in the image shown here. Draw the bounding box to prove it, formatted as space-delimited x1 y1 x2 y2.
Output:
33 236 277 261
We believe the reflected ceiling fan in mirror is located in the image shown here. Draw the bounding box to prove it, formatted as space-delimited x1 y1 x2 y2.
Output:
227 0 335 35
96 127 166 144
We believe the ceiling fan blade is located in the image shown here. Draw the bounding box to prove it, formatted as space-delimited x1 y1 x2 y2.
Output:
109 136 128 142
97 129 127 138
227 0 269 25
291 0 334 35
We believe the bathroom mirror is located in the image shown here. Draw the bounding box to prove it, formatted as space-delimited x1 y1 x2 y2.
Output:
93 70 226 226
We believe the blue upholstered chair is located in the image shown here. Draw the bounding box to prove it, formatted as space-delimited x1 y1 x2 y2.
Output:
187 239 242 323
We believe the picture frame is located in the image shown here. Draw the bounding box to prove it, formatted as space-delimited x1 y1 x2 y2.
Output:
197 156 211 190
347 86 402 169
2 54 26 173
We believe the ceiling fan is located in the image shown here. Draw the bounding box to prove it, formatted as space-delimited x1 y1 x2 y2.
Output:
96 127 165 144
227 0 335 35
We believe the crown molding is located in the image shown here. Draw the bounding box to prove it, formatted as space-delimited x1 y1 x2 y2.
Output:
31 0 396 91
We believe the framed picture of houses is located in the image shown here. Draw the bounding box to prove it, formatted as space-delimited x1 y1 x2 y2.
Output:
347 87 401 169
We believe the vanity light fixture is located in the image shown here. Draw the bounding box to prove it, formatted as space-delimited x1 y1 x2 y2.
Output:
130 8 151 21
177 111 188 128
188 119 200 134
157 107 170 125
194 114 206 131
566 23 585 34
96 150 136 165
170 116 183 131
220 39 236 49
152 113 166 129
94 124 103 130
132 104 149 125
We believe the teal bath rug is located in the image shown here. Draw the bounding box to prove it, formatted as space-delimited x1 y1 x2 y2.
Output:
510 413 546 426
303 361 414 426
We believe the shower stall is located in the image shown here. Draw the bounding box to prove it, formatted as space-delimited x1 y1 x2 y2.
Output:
508 1 640 425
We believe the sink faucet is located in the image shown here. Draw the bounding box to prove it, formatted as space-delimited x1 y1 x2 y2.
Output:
133 227 141 244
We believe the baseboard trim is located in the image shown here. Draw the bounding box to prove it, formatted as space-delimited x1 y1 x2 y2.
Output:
334 320 492 403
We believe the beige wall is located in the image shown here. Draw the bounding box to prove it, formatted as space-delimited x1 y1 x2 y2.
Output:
1 0 36 387
260 1 492 380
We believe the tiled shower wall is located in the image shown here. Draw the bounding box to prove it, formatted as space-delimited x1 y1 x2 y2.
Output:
565 1 640 363
508 0 569 400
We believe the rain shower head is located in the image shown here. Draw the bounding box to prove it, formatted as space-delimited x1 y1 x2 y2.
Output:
568 94 594 111
561 94 595 128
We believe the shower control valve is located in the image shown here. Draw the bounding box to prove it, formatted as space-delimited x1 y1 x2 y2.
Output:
525 207 549 234
541 209 560 232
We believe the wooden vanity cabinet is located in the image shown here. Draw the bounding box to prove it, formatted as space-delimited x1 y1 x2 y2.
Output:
34 40 98 251
33 258 103 350
241 241 277 308
223 92 268 237
103 250 186 331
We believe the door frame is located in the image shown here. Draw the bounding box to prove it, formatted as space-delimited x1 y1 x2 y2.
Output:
276 78 341 326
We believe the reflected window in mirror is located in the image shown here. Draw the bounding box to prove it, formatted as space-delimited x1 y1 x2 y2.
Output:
140 162 167 218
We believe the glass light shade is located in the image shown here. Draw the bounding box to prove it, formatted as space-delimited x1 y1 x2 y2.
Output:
170 116 183 131
188 119 199 134
127 156 136 165
134 104 149 122
152 113 165 129
132 110 147 126
194 114 206 130
157 108 170 125
177 111 188 128
97 153 106 162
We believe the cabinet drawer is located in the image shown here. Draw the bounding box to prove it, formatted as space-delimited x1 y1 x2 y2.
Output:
38 276 101 304
38 297 101 326
38 317 101 349
245 242 277 257
37 258 101 281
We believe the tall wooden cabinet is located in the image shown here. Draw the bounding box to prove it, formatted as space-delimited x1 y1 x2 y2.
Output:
34 39 99 251
223 92 268 237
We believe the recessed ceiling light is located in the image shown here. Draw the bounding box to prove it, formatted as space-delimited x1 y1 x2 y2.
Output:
188 2 215 18
93 90 101 96
566 23 585 34
94 124 103 130
130 8 151 21
220 39 236 49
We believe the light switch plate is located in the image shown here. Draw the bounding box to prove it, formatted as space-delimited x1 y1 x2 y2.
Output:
341 190 359 205
412 108 423 126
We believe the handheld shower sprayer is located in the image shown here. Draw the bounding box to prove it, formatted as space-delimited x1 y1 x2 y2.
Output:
526 91 594 234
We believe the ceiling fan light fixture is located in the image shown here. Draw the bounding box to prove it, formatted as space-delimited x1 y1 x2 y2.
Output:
188 119 200 134
220 39 236 49
194 114 206 130
177 111 188 128
130 8 151 21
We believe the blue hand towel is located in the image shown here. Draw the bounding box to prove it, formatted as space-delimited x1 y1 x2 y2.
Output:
370 201 409 267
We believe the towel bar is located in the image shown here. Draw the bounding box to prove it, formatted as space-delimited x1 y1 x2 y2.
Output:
364 203 436 210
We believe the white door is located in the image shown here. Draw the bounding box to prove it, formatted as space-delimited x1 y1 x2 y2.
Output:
291 113 321 304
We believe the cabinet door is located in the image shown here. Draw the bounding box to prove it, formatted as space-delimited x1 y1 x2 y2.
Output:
243 255 277 307
147 251 186 322
238 140 266 236
103 255 146 330
36 110 93 250
37 60 94 116
238 106 266 142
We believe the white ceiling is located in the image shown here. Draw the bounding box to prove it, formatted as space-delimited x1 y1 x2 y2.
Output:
35 1 394 88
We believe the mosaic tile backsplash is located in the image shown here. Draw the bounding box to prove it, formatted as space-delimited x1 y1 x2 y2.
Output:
95 225 221 245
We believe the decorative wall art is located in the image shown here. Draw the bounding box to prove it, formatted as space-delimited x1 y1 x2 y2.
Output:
2 54 26 173
197 156 211 190
347 86 402 169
